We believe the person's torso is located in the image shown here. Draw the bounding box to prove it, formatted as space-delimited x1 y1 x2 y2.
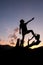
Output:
20 23 27 33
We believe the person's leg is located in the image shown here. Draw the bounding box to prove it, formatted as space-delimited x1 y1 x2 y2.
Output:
26 30 35 37
20 34 25 47
22 34 24 40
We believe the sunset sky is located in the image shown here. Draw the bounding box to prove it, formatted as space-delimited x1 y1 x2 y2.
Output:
0 0 43 48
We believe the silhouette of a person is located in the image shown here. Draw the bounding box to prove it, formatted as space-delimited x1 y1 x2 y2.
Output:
19 17 36 40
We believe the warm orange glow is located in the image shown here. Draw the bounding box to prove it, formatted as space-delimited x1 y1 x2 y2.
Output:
0 39 43 49
0 27 43 49
0 40 16 46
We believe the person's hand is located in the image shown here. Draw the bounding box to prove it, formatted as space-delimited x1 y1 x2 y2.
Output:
32 17 35 20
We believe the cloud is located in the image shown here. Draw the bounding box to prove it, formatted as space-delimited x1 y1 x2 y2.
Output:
0 39 1 41
8 27 19 45
0 27 19 46
8 27 19 39
14 27 19 32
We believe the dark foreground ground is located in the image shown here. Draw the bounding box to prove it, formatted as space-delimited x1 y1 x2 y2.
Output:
0 45 43 64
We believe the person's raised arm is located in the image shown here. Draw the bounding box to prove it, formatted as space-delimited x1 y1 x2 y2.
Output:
25 17 34 25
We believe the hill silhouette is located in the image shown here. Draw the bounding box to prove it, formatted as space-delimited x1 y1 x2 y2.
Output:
0 45 43 64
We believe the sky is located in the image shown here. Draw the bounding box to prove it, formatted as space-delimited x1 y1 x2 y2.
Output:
0 0 43 48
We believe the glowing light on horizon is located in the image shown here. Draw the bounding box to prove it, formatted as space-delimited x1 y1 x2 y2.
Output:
0 27 43 49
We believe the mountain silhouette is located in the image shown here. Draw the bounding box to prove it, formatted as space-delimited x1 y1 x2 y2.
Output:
0 45 43 64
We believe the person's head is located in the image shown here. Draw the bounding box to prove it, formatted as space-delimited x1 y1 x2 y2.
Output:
20 19 25 24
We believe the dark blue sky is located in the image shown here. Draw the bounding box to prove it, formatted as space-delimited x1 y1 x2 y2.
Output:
0 0 43 42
